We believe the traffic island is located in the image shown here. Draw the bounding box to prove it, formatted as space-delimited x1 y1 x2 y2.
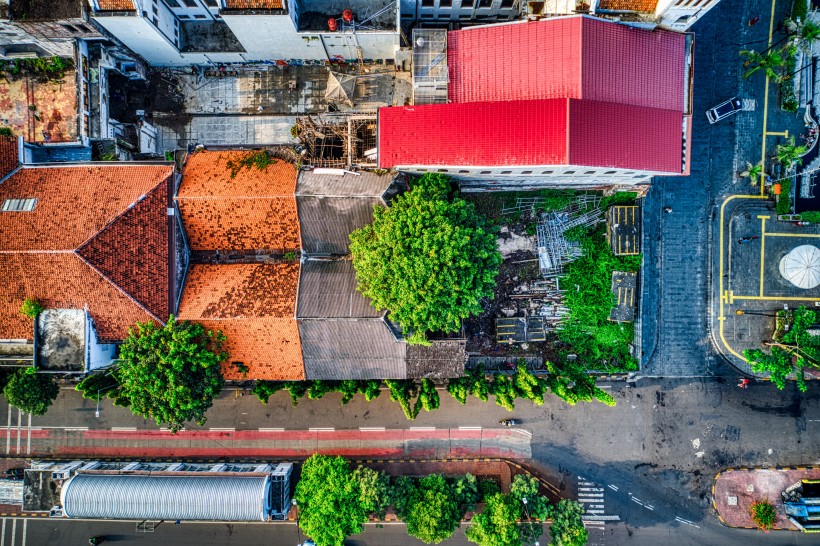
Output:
713 467 820 531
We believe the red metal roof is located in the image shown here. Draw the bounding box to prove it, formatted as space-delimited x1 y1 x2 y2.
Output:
379 99 569 168
447 16 686 113
379 99 681 172
568 100 682 173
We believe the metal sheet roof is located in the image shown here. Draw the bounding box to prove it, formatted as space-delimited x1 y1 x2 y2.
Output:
61 474 272 521
378 99 569 168
447 16 686 112
297 260 382 318
299 319 407 379
296 196 382 255
296 171 396 197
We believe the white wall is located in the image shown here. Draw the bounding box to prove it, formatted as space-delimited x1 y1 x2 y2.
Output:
322 32 398 61
92 16 188 65
220 15 327 60
656 0 721 30
85 315 117 372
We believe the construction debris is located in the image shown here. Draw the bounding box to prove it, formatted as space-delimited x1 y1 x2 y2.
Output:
294 114 378 169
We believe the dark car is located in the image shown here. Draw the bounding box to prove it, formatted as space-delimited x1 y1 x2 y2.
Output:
4 468 23 478
706 97 744 124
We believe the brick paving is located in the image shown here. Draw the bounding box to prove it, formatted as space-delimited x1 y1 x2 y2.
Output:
713 467 820 530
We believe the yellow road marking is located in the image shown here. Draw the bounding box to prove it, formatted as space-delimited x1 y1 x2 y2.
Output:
765 232 820 238
757 215 772 219
760 216 767 296
765 130 789 137
732 295 820 302
759 0 779 194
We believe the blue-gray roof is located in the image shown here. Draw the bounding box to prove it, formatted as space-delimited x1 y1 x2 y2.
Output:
61 474 272 521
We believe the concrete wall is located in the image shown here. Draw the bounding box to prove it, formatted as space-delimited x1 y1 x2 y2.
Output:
85 315 117 372
92 16 187 66
656 0 721 30
321 32 398 61
393 164 665 184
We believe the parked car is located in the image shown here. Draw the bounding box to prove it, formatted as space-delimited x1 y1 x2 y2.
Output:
4 468 23 478
706 97 744 124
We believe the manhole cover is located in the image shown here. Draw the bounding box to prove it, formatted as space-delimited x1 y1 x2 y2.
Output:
728 496 738 506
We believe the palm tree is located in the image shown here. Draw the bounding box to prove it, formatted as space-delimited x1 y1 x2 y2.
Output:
785 17 820 52
739 161 764 184
776 136 809 169
740 49 785 81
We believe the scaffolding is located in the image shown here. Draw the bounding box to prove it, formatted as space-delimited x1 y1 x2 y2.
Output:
295 114 378 168
535 197 603 277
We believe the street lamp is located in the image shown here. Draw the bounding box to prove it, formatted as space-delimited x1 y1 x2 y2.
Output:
521 497 539 546
95 390 100 418
293 499 302 546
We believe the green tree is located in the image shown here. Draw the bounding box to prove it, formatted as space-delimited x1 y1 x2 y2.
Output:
349 173 502 344
417 378 440 412
402 474 461 544
744 306 820 391
385 379 419 419
512 362 547 406
548 500 588 546
447 365 491 404
352 466 391 519
740 49 785 81
19 298 44 319
113 317 226 432
452 473 481 513
776 136 808 169
252 380 283 404
294 455 367 546
76 370 119 400
3 368 59 415
510 475 550 521
491 373 518 411
738 161 764 184
466 493 522 546
391 476 418 518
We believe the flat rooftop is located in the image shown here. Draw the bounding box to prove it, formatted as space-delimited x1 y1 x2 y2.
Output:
0 72 78 144
9 0 82 20
297 0 396 31
36 309 85 372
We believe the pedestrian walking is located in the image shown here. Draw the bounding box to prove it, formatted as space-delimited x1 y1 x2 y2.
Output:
664 206 673 214
737 379 750 389
749 15 761 26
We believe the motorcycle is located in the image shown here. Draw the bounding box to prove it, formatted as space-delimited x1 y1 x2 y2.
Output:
89 537 106 545
499 419 518 427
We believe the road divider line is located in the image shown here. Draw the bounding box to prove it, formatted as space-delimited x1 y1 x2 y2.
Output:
5 405 10 455
360 427 386 431
111 427 137 432
309 428 335 432
209 428 235 432
607 484 618 491
458 426 482 430
675 516 699 528
631 497 646 507
258 428 284 432
582 515 620 521
14 410 20 455
579 487 604 492
25 413 31 456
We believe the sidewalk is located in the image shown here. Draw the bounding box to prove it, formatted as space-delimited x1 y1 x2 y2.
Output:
713 466 820 530
2 427 532 461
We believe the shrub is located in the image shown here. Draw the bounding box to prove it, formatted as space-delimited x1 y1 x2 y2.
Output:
801 210 820 223
792 0 808 21
4 368 59 416
252 381 283 404
776 177 792 215
0 127 12 137
750 499 777 531
19 298 44 319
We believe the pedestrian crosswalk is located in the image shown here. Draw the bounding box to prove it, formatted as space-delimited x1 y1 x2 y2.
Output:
578 476 608 546
0 518 28 546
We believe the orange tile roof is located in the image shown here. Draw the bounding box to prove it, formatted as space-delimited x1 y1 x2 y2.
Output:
177 151 300 251
95 0 136 11
223 0 284 9
0 136 18 179
0 165 174 342
178 263 303 380
596 0 658 11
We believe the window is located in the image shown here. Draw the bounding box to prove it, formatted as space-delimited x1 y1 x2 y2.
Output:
2 199 37 212
194 13 207 17
184 0 197 6
458 170 470 173
521 170 532 174
564 170 575 174
478 0 493 7
541 170 553 174
604 170 617 175
422 0 434 6
500 0 513 6
437 168 449 172
178 13 190 17
163 0 181 7
440 0 453 6
461 0 475 7
480 170 492 174
584 170 596 174
500 170 511 174
204 0 217 5
61 23 78 31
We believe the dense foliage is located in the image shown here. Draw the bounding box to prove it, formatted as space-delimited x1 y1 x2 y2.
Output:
253 379 381 406
777 178 793 215
744 306 819 391
19 298 44 319
400 474 461 544
352 466 392 519
350 173 502 344
294 455 368 546
113 317 227 432
4 368 59 415
750 499 777 531
558 220 641 372
800 210 820 223
0 56 73 80
548 500 588 546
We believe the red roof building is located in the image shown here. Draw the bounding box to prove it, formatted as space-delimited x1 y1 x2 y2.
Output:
380 15 693 185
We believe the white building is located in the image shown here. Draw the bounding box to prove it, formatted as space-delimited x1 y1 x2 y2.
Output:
89 0 401 66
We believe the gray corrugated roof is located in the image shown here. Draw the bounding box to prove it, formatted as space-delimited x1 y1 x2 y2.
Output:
61 474 272 521
297 196 381 255
296 171 396 197
300 319 407 380
297 260 381 318
406 340 467 379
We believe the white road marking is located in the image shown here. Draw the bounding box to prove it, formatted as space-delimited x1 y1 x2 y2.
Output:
645 504 654 511
25 413 31 455
675 516 700 528
607 484 619 491
578 494 604 500
586 509 605 514
582 515 620 521
111 427 137 431
15 410 21 455
10 518 15 546
5 406 10 455
458 426 482 430
360 427 387 431
579 481 596 486
589 504 605 509
631 497 646 507
258 428 284 432
209 428 235 432
579 487 604 492
309 428 335 431
408 427 434 431
21 519 26 546
2 518 6 546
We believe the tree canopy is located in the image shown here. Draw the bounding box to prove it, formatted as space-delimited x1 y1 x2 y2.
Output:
294 455 368 546
112 317 227 432
399 474 461 544
548 500 588 546
744 306 820 391
3 368 59 415
349 173 502 344
466 493 523 546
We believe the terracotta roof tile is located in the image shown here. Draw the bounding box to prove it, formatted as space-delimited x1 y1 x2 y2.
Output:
177 151 300 251
77 181 171 321
95 0 136 11
178 263 303 380
0 165 174 342
178 263 298 319
223 0 284 9
596 0 658 11
0 136 18 179
0 253 157 342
